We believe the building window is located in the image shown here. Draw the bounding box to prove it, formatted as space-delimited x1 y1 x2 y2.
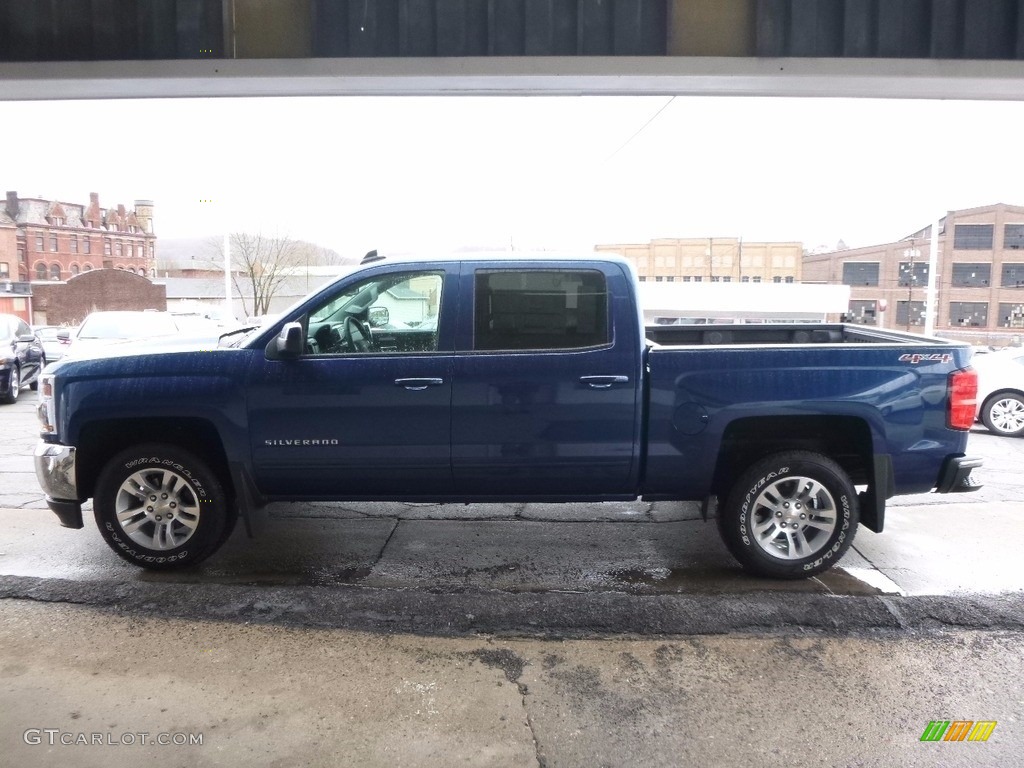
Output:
752 276 761 283
711 276 720 283
655 276 663 282
49 235 58 252
682 276 691 282
949 301 988 327
693 276 703 282
638 276 646 282
104 240 112 256
998 303 1024 328
50 264 61 280
773 276 782 283
70 263 80 276
70 236 78 253
842 262 880 286
666 276 674 282
35 234 44 251
17 246 25 263
722 276 732 283
0 262 8 278
83 238 91 255
128 244 134 258
116 242 123 257
83 263 93 272
139 268 147 277
898 261 929 287
896 300 927 327
1002 263 1024 288
953 224 994 250
1005 224 1024 249
848 300 877 325
784 276 795 283
35 262 47 279
741 276 750 283
951 263 991 287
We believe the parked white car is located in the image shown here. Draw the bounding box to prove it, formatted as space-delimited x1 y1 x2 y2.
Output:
974 347 1024 436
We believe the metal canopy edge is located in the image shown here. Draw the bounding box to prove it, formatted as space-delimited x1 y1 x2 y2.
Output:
2 57 1024 101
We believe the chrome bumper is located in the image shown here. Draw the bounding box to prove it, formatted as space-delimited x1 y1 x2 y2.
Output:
34 441 84 529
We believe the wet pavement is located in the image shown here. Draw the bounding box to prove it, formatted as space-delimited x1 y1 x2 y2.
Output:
3 389 1024 767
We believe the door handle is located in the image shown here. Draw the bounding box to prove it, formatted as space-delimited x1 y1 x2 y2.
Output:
394 377 444 391
579 375 630 389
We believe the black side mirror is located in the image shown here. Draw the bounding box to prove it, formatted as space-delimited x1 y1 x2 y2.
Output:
266 322 304 360
57 329 70 342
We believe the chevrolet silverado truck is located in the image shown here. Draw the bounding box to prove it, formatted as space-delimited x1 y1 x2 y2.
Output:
35 254 982 578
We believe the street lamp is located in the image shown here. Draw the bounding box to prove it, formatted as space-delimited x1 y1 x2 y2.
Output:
903 244 921 331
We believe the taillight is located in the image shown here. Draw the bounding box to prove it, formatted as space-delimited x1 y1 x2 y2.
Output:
948 368 978 430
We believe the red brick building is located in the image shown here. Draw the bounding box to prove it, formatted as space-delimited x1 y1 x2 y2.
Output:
2 191 156 282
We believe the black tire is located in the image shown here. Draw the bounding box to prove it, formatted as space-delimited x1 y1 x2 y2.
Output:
94 443 230 570
1 365 19 404
980 391 1024 437
717 451 859 579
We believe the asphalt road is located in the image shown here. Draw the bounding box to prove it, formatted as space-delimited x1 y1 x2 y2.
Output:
2 391 1023 767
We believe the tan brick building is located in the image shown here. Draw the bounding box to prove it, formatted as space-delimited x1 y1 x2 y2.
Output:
595 237 803 285
802 203 1024 341
2 191 156 283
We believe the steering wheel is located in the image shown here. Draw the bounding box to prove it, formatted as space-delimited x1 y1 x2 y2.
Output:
342 316 372 353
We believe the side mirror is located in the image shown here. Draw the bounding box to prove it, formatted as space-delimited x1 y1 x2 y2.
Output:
267 322 304 360
57 329 70 342
17 333 36 343
368 306 390 328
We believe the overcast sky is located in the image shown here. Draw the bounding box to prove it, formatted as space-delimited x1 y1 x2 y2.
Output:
1 95 1021 257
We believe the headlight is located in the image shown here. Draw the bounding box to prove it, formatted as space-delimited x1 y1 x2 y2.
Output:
37 374 57 435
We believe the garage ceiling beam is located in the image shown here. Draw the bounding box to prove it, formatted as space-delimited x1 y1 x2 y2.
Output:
2 56 1024 101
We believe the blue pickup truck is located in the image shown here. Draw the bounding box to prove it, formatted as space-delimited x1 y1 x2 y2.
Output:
35 254 981 578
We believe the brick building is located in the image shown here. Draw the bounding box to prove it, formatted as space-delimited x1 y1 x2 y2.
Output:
802 203 1024 342
1 191 156 283
31 270 167 327
595 237 803 284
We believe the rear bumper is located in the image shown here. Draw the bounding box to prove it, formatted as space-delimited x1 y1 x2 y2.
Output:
34 441 84 529
935 455 983 493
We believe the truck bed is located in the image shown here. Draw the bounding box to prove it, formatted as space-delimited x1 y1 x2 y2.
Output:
645 323 943 347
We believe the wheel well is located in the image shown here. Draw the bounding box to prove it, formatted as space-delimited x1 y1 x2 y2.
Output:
711 415 874 497
76 418 232 501
982 388 1024 406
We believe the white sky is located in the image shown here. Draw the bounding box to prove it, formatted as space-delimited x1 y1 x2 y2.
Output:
1 95 1021 257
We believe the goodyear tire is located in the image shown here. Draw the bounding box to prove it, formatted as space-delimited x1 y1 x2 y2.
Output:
94 444 229 570
717 451 859 579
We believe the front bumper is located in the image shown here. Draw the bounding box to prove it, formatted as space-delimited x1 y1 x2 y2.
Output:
935 455 983 493
34 441 84 529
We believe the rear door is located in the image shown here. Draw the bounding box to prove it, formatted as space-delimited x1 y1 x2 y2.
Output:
450 261 642 497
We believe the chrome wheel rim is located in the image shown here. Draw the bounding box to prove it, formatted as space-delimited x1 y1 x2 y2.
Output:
9 368 18 400
989 397 1024 435
114 467 201 550
749 476 838 560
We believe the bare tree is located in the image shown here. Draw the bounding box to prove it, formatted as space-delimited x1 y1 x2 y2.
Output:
207 232 303 320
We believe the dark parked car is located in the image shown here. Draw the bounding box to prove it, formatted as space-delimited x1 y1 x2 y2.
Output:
1 313 45 404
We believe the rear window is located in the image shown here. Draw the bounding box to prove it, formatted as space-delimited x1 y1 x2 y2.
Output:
473 270 609 351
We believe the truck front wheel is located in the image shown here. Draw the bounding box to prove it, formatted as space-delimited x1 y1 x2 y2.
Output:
94 444 230 570
717 451 859 579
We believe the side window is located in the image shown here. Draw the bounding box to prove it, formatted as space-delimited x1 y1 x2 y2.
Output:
305 271 443 355
474 269 609 352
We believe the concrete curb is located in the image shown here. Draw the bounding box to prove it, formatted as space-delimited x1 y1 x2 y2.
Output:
2 574 1022 639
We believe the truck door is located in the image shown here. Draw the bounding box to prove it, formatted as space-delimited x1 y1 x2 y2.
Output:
451 262 641 497
246 266 457 498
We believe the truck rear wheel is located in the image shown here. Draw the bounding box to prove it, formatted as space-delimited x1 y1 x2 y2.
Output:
717 451 859 579
94 444 230 570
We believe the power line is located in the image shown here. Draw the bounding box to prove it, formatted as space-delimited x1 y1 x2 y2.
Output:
604 96 676 164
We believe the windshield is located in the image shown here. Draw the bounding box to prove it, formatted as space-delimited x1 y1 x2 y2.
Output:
78 312 179 340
